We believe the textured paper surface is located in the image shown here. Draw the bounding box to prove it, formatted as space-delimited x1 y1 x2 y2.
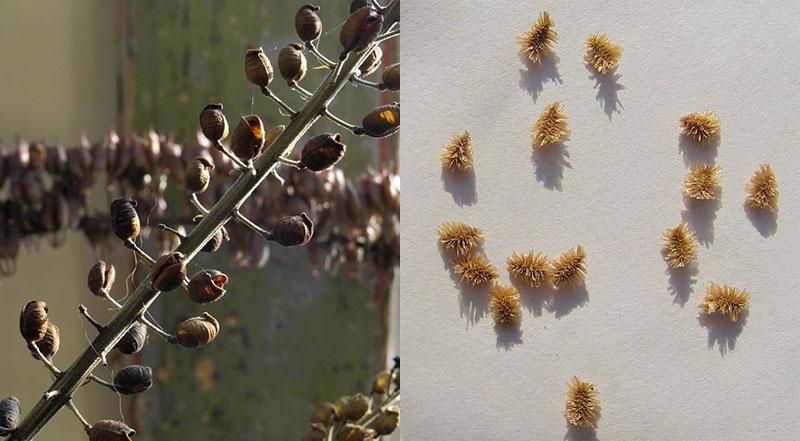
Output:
399 1 800 439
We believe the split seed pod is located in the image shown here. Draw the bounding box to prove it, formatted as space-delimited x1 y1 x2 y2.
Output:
244 47 274 88
300 133 347 171
507 252 550 287
87 260 116 297
683 164 720 200
333 393 369 421
490 284 522 326
110 198 140 243
278 43 308 83
310 402 338 426
359 46 382 76
662 224 698 268
372 370 391 395
199 104 229 143
532 102 568 148
112 365 153 395
438 221 482 255
551 245 587 288
295 5 322 42
230 115 265 162
565 377 600 428
335 425 376 441
0 396 21 437
187 270 229 304
201 227 229 253
150 252 186 292
440 131 473 173
381 63 400 91
176 312 220 349
680 111 720 144
361 103 400 138
19 300 48 343
116 322 148 355
746 164 778 210
271 213 314 247
35 321 60 360
301 423 327 441
452 254 499 287
519 11 557 64
340 7 383 55
185 157 214 194
88 420 136 441
585 33 622 74
698 283 750 321
371 407 400 435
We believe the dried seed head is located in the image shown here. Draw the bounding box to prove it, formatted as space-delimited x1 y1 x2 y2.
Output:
262 124 285 151
87 260 116 297
200 226 229 253
507 252 551 287
371 370 391 395
453 254 499 287
551 245 587 288
0 396 21 437
683 164 720 200
532 102 569 148
565 377 600 428
519 11 557 63
438 221 483 256
116 322 147 355
310 402 338 426
371 407 400 435
490 284 522 326
746 164 778 210
359 46 382 76
335 424 376 441
150 252 187 292
112 365 153 395
184 156 214 194
176 312 220 348
333 393 369 421
88 419 136 441
230 115 265 162
278 43 308 83
585 33 621 74
301 423 327 441
295 5 322 42
187 270 228 304
300 133 347 171
361 103 400 138
19 300 49 343
698 283 750 321
110 198 140 243
680 111 720 144
244 47 274 88
271 213 314 247
35 321 60 360
440 131 473 173
340 7 383 55
662 223 698 268
199 103 229 143
381 63 400 91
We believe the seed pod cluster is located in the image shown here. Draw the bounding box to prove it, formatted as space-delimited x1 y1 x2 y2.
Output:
176 312 220 349
300 134 347 172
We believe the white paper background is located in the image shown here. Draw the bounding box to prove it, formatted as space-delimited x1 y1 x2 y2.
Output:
399 1 800 440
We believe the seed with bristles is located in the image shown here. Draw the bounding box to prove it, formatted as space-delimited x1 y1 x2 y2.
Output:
698 283 749 321
683 164 720 200
680 111 720 144
746 164 778 210
438 221 482 256
565 377 600 428
532 102 569 148
662 224 698 268
490 284 521 326
518 11 557 64
440 131 473 173
453 254 499 287
506 252 550 287
585 33 621 74
551 245 587 288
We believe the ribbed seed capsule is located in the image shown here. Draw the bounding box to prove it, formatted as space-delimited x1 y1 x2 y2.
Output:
198 104 229 143
333 393 369 421
372 370 391 394
19 300 49 343
244 47 274 88
230 115 265 162
35 321 60 360
0 396 21 437
187 270 228 304
371 407 399 435
300 134 346 171
185 157 214 193
88 419 136 441
87 260 116 297
278 43 308 83
112 365 153 395
381 63 399 91
116 322 147 355
295 5 322 42
358 46 382 76
361 103 400 138
340 7 383 55
110 198 140 243
176 312 220 348
271 213 314 247
150 252 186 292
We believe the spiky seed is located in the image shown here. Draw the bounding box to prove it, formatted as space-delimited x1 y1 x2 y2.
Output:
551 245 586 288
518 12 557 64
440 131 473 172
452 254 499 287
680 111 720 144
662 224 698 268
585 33 621 74
438 221 483 256
490 284 522 326
683 164 720 200
698 283 750 321
506 252 550 287
746 164 778 210
565 377 600 428
532 102 569 148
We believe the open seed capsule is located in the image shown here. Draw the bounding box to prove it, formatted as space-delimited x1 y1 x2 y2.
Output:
271 213 314 247
300 134 346 171
278 43 308 83
361 103 400 138
150 252 186 292
199 104 229 143
19 300 48 343
110 198 140 243
340 7 383 56
295 5 322 42
113 365 153 395
0 396 21 437
187 270 228 304
244 48 274 88
176 312 220 349
381 63 399 91
88 419 136 441
185 157 214 193
230 115 265 162
87 260 116 297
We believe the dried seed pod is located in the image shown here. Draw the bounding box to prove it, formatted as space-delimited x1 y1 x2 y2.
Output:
244 47 274 88
551 245 587 288
201 226 229 253
349 0 371 12
110 198 140 243
440 131 473 173
371 407 399 435
0 396 21 437
662 224 698 268
187 270 228 304
452 254 499 287
271 213 314 247
230 115 265 162
381 63 400 91
295 5 322 42
565 377 600 428
585 33 621 74
746 164 778 210
438 221 482 256
519 11 557 64
35 321 60 360
19 300 48 343
359 46 382 76
262 125 285 152
680 111 720 144
371 370 391 394
683 164 720 200
88 419 136 441
185 156 214 193
335 425 376 441
300 133 347 171
699 283 750 321
87 260 116 297
150 252 186 292
490 284 522 326
361 103 399 138
199 104 229 143
532 102 568 148
116 322 147 355
176 312 220 349
507 252 551 287
301 423 327 441
112 365 153 395
340 7 383 55
278 43 308 83
310 402 338 426
333 394 369 421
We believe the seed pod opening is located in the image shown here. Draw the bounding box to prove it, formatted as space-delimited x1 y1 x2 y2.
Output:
19 300 48 343
88 419 136 441
0 396 21 437
199 104 229 143
87 260 116 297
176 312 220 349
301 423 327 441
187 270 229 304
35 321 60 360
371 370 391 395
150 252 186 292
361 103 400 138
565 377 600 428
278 43 308 83
116 322 148 355
271 213 314 247
295 5 322 42
333 393 369 421
110 198 140 243
358 46 382 76
340 7 383 55
244 47 274 88
230 115 265 162
381 63 400 91
113 365 153 395
371 407 399 435
185 156 214 194
310 402 337 426
300 133 347 171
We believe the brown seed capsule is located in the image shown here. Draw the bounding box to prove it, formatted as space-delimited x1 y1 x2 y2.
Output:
87 260 116 297
372 370 391 394
88 419 136 441
185 156 214 193
176 312 220 349
295 5 322 42
381 63 400 91
359 46 382 76
301 423 327 441
244 47 274 88
335 425 375 441
278 42 308 83
116 322 148 355
187 270 228 304
19 300 48 343
361 103 400 138
110 198 140 243
0 396 21 437
371 407 399 435
271 213 314 247
150 252 186 292
35 322 60 360
310 402 338 426
333 393 369 421
300 134 347 171
262 125 285 152
112 365 153 395
349 0 371 13
230 115 265 162
199 104 229 143
202 227 229 253
340 7 383 55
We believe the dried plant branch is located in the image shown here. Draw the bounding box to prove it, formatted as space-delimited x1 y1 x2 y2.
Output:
746 164 778 210
662 223 698 268
440 131 474 173
585 33 621 74
532 102 569 148
518 11 557 64
551 245 587 289
565 377 600 428
683 164 720 200
698 283 749 321
680 111 720 144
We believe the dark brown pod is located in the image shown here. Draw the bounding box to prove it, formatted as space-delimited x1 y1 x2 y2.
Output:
176 312 220 349
301 424 327 441
349 0 371 13
35 322 60 360
278 43 307 83
335 424 375 441
150 252 186 292
300 134 346 172
230 115 265 162
110 198 140 243
333 393 369 421
112 365 153 395
381 63 399 91
310 402 338 426
45 144 67 175
201 226 229 253
0 396 21 437
361 103 400 138
87 260 116 297
187 270 228 304
19 300 48 343
262 125 285 152
199 104 229 143
372 370 391 394
340 7 383 55
245 47 274 88
116 322 147 355
88 419 136 441
184 156 214 193
371 407 399 435
358 46 382 76
271 213 314 247
295 5 322 42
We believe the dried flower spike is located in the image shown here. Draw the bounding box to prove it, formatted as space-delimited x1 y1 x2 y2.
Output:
746 164 778 210
662 223 698 268
532 102 568 148
551 245 587 288
506 252 550 287
437 221 483 256
683 164 720 200
490 284 522 326
565 377 600 428
519 11 557 64
440 131 473 173
585 33 621 74
453 254 499 287
698 283 749 321
680 111 720 144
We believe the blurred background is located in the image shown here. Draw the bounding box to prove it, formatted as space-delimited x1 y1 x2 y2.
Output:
0 1 398 440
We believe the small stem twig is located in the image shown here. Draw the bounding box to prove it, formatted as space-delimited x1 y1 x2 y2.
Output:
289 81 313 98
350 75 383 90
29 342 61 376
306 41 335 68
213 141 255 175
277 156 304 169
358 390 400 427
140 313 178 344
231 209 273 239
260 86 297 117
188 193 210 215
374 28 399 44
86 375 115 391
320 107 363 135
125 239 155 265
65 401 91 432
